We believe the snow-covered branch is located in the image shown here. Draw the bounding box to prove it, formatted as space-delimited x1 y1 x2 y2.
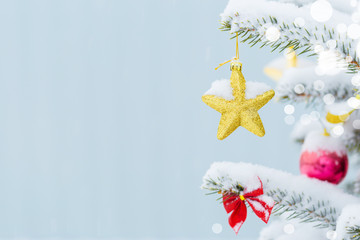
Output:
290 109 360 153
336 204 360 240
221 0 360 72
202 162 359 229
345 225 360 240
276 67 354 104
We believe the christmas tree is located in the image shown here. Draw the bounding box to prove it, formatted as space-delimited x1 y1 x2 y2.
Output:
201 1 360 239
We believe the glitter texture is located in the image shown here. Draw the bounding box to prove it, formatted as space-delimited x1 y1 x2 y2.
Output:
202 61 275 140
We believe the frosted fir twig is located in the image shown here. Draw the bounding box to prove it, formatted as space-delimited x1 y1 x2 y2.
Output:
277 80 354 104
289 109 360 154
275 66 355 104
204 177 337 228
346 225 360 240
220 0 360 73
274 59 356 105
268 188 337 228
336 205 360 240
202 162 359 229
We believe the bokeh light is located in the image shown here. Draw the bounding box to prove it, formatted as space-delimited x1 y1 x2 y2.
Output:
314 44 324 53
283 223 295 234
294 17 305 27
353 119 360 129
311 0 333 22
326 40 336 49
266 26 280 42
347 97 360 109
323 94 335 105
294 84 305 94
326 230 337 240
284 104 295 115
314 80 325 91
332 125 344 136
212 223 223 234
285 115 295 125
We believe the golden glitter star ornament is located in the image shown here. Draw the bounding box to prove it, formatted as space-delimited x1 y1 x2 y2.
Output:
202 35 275 140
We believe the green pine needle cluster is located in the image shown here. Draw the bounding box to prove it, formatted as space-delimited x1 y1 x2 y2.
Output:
268 189 337 228
220 15 360 73
346 225 360 240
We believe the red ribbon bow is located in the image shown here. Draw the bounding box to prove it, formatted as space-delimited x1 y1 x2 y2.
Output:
222 177 275 234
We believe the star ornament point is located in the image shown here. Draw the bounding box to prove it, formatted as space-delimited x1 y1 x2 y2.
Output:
203 63 275 140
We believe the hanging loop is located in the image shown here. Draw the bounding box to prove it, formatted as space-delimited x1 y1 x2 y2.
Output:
215 33 240 70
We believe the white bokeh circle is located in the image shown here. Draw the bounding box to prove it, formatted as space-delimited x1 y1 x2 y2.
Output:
212 223 223 234
283 223 295 234
284 104 295 115
266 27 281 42
311 0 333 22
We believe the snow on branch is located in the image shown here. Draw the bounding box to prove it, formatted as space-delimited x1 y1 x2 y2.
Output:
290 110 360 153
202 162 359 228
220 0 360 72
336 204 360 240
276 66 354 104
346 226 360 240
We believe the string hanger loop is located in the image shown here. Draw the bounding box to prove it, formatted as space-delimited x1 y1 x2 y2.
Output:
215 33 240 70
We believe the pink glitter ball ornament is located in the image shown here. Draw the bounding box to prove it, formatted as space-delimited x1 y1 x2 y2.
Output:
299 131 348 184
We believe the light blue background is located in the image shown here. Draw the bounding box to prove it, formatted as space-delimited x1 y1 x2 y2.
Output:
0 0 303 239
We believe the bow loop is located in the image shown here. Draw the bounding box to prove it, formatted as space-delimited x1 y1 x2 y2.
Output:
221 176 275 234
223 193 241 214
243 176 264 198
246 195 274 223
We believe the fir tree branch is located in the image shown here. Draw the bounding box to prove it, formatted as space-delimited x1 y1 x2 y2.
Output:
268 189 337 228
203 178 338 228
346 225 360 240
221 15 359 73
202 162 359 232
